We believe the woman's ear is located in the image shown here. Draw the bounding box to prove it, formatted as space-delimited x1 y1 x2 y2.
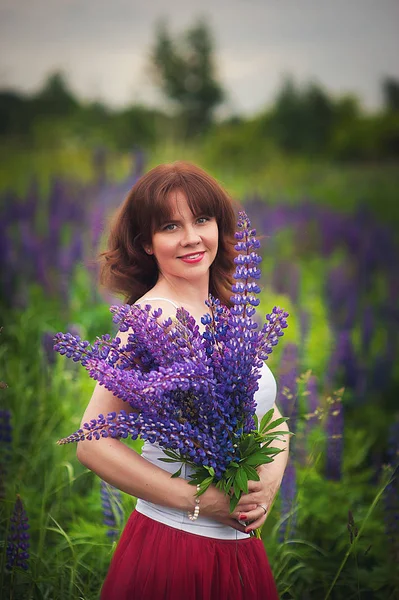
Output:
144 246 153 255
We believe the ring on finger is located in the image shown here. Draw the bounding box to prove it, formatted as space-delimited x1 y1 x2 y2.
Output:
258 503 267 515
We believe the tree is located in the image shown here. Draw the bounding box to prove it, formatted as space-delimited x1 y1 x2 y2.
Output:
150 19 224 137
267 77 335 155
33 71 78 118
0 92 27 136
382 77 399 113
301 82 335 153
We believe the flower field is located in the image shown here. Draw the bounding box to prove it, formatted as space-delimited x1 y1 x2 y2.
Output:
0 147 398 599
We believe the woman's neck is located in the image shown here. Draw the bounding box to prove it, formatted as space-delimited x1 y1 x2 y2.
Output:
150 274 209 312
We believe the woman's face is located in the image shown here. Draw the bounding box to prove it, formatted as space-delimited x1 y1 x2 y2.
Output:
146 189 219 283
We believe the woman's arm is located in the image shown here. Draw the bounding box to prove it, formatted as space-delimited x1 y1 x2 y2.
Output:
77 384 258 531
234 402 290 533
75 326 259 531
77 382 198 511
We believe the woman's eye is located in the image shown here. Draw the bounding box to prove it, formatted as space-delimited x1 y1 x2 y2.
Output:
197 217 210 224
163 224 177 231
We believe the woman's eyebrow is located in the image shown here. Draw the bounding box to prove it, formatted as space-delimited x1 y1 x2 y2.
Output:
161 216 181 224
160 212 209 225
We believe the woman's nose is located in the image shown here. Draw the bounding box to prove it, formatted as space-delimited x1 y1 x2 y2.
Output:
180 226 201 246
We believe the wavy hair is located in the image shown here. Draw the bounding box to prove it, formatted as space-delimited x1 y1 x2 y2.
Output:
100 161 239 306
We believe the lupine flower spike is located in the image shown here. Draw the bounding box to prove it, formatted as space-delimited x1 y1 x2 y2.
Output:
100 480 124 540
6 495 30 571
0 409 12 498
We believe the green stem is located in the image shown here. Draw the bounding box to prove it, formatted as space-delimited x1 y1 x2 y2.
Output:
355 552 360 600
323 472 392 600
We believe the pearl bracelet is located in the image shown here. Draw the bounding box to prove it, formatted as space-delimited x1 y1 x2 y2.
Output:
188 485 201 521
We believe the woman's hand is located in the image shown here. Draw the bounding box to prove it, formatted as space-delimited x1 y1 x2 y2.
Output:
200 484 258 533
199 462 283 534
234 403 290 533
234 464 283 532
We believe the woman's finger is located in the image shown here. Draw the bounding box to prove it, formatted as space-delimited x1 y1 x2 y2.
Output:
244 507 268 532
245 515 266 533
227 518 247 533
236 504 268 525
246 480 263 493
237 491 262 506
235 502 258 514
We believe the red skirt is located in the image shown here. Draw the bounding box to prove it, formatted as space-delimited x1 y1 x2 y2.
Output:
101 511 279 600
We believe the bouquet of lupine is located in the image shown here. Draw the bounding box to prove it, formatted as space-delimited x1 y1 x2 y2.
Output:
54 212 289 520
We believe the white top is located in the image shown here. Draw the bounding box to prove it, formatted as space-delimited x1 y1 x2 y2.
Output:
134 297 278 539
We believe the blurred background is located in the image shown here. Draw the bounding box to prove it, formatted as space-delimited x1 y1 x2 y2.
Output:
1 2 399 599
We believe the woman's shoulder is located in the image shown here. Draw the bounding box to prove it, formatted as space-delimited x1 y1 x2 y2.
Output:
134 295 180 321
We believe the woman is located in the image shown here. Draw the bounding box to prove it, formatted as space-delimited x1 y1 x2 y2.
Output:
78 162 289 599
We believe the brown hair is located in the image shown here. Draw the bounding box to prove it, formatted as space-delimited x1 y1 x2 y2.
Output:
99 161 239 306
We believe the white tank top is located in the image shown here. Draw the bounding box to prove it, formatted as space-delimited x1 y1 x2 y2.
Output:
134 297 277 539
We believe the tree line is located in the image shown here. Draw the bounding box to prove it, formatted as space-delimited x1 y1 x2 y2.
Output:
1 19 399 163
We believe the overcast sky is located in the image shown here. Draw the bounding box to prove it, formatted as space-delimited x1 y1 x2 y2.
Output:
1 0 398 115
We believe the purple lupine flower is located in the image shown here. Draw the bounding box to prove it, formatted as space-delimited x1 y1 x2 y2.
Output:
371 328 396 394
325 330 357 392
0 409 11 445
55 211 289 485
6 495 30 571
271 260 300 305
0 157 145 309
42 331 57 366
325 264 359 333
244 195 399 394
325 398 344 481
279 459 297 541
100 480 123 540
42 326 82 367
361 305 373 358
339 331 358 390
0 409 12 498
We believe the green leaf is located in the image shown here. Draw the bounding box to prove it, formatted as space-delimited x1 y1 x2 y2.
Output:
171 464 183 478
245 451 270 466
259 430 291 445
242 464 260 481
233 476 241 498
250 455 273 465
260 446 283 455
235 467 248 494
253 414 259 431
230 494 240 513
158 457 182 463
262 417 288 433
259 409 274 433
198 476 214 496
238 435 251 456
239 434 260 459
162 449 182 459
224 477 234 495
